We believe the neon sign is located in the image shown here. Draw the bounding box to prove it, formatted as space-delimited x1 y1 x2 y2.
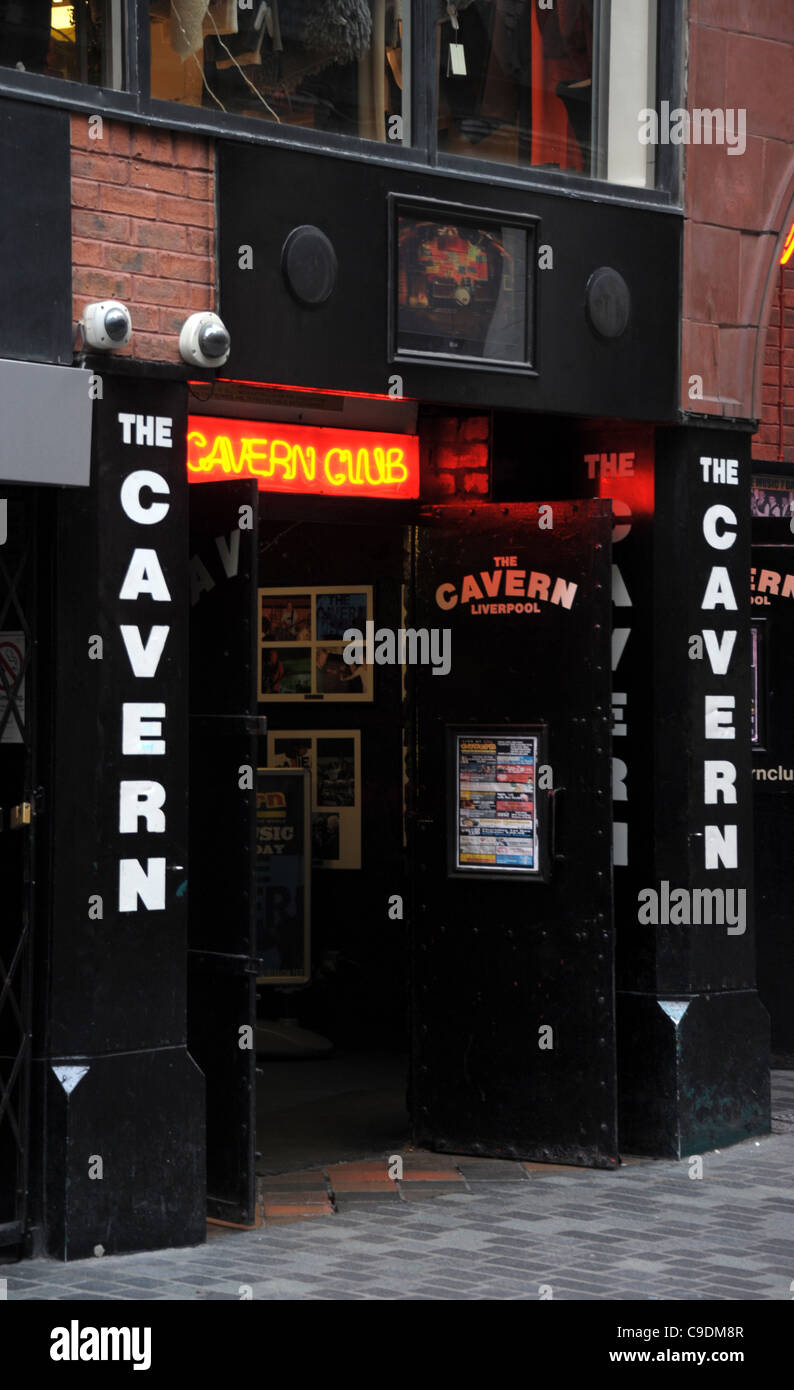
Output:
187 417 420 499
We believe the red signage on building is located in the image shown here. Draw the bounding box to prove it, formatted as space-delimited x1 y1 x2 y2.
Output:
187 417 420 499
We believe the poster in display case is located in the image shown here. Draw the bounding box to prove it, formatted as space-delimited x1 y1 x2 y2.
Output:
447 725 550 881
255 767 311 985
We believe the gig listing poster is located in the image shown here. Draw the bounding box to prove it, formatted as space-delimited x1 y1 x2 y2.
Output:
455 735 537 872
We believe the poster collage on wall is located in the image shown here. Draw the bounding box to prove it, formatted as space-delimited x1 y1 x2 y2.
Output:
258 586 374 701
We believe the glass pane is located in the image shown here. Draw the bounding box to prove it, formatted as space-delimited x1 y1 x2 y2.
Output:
397 215 529 365
438 0 593 173
150 0 406 144
0 2 124 88
436 0 658 188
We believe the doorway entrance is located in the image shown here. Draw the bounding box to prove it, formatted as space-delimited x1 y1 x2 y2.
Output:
187 484 616 1222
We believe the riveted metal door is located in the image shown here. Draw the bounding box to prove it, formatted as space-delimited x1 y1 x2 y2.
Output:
409 501 616 1166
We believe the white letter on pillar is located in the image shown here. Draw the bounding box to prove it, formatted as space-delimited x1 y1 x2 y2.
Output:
701 566 737 610
702 630 737 676
704 825 737 870
119 781 166 833
120 625 170 678
119 549 171 602
119 857 166 911
704 761 737 805
613 823 628 867
705 695 735 739
702 504 737 551
122 703 166 755
120 471 171 525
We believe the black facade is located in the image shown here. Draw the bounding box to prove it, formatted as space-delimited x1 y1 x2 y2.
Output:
0 1 776 1262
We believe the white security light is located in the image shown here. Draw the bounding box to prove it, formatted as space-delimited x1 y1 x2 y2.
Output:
81 300 133 350
179 311 231 368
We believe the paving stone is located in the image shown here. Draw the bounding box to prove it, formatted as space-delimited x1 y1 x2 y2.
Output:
398 1183 471 1201
454 1162 529 1181
399 1170 465 1182
8 1076 794 1301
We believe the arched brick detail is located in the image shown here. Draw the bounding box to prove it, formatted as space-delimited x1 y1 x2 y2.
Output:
749 180 794 431
681 2 794 423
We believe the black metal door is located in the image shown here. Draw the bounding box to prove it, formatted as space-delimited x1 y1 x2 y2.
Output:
409 501 617 1165
188 480 260 1224
0 489 39 1247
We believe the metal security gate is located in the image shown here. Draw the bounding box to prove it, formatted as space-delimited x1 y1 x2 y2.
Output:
0 489 40 1248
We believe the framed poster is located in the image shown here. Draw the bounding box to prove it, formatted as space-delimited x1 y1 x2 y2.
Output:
447 725 550 881
255 768 311 985
258 586 374 702
390 196 537 372
267 729 362 870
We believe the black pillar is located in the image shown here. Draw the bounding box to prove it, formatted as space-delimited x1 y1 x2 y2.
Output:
32 375 205 1259
617 424 770 1156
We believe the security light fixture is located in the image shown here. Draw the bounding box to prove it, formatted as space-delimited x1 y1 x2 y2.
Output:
81 300 133 350
179 312 231 368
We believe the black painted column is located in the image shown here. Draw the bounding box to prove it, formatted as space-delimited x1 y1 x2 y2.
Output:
617 424 770 1156
34 375 205 1258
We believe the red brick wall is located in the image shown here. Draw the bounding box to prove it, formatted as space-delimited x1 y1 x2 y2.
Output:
682 1 794 422
71 115 215 364
754 260 794 463
419 414 491 501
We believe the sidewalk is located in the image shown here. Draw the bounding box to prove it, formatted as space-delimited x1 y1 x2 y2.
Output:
5 1071 793 1302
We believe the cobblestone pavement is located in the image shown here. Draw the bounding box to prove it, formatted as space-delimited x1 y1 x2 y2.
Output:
4 1071 793 1302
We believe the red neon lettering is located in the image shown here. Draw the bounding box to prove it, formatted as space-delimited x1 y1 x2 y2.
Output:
325 448 348 486
386 448 407 485
240 437 270 476
187 417 419 499
294 445 316 481
364 448 385 486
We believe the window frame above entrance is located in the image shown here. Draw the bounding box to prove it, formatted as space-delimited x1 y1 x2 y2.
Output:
0 0 684 207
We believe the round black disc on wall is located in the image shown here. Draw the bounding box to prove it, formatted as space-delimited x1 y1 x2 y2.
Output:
282 225 338 307
585 266 631 339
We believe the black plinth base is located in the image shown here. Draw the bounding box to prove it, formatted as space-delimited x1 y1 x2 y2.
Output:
39 1046 206 1261
617 990 771 1158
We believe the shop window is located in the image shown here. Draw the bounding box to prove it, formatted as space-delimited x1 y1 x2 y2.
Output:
437 0 657 187
0 2 125 87
150 0 406 142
